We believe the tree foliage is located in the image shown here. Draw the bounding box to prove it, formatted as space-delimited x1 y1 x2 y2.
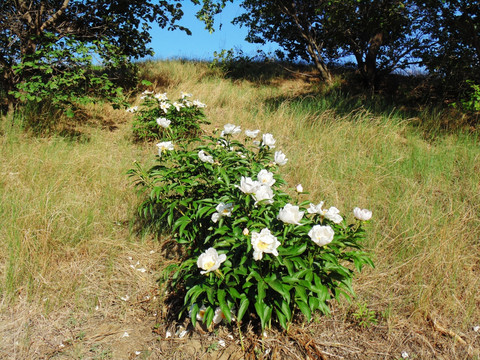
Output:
0 0 229 112
234 0 421 87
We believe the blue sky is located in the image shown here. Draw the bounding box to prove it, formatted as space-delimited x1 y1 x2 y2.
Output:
147 2 280 60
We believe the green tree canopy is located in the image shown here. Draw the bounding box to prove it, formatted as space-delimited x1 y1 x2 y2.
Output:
0 0 229 111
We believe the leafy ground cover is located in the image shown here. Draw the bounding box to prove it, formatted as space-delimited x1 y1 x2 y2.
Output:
0 60 479 359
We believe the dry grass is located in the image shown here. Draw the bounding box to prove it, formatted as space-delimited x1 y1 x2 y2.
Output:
1 60 479 359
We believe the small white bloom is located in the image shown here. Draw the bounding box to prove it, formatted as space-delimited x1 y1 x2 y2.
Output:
308 225 334 246
218 339 226 347
245 129 260 138
120 295 130 301
253 184 274 205
222 123 242 136
251 228 281 260
189 304 207 321
353 207 372 221
262 133 276 148
197 248 227 274
136 267 147 273
142 90 154 95
165 331 172 338
59 343 65 349
325 207 343 224
159 101 171 113
213 307 227 324
172 101 184 111
180 91 192 99
154 92 168 101
95 305 99 311
473 325 480 332
198 150 214 164
156 141 174 157
243 228 249 236
211 212 221 223
277 204 304 225
122 332 129 338
135 351 142 355
183 99 193 107
274 151 288 165
149 250 155 254
216 202 233 217
296 184 303 193
307 202 325 215
237 176 260 194
126 106 138 113
156 117 171 128
257 169 276 186
227 334 234 340
401 352 409 359
193 99 206 108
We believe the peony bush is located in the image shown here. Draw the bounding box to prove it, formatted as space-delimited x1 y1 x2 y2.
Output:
130 90 209 141
129 123 373 331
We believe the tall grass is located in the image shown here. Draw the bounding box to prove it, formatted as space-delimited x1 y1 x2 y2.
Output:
1 60 479 338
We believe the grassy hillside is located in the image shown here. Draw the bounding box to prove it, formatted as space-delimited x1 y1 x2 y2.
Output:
1 60 479 359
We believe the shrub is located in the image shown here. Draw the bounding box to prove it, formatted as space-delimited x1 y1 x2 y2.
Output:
129 124 373 332
130 91 209 141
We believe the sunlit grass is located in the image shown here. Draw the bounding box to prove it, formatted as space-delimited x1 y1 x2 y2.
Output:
1 59 479 346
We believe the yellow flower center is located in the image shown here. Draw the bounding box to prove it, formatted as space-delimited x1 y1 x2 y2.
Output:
203 260 215 270
257 241 270 251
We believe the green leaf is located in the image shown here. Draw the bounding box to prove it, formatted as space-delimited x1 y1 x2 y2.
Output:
296 300 312 321
217 288 232 323
237 296 250 322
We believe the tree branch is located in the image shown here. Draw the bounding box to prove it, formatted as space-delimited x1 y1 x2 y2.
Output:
40 0 70 32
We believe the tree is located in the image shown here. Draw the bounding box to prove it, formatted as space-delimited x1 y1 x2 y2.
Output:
0 0 229 112
325 0 422 87
234 0 421 87
233 0 334 83
417 0 480 86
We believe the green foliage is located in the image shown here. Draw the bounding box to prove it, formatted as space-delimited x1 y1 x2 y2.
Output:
351 302 378 328
129 126 373 331
130 91 209 141
9 34 126 117
453 81 480 112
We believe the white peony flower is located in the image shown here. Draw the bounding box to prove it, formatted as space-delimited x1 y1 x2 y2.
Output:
237 176 260 194
180 91 192 99
325 206 343 224
274 151 288 166
262 133 276 148
353 207 372 221
156 141 174 157
222 123 242 136
253 184 274 205
198 150 214 164
212 202 233 222
296 184 303 193
126 106 138 113
154 92 168 101
277 203 304 225
257 169 276 186
308 225 334 246
173 101 184 111
251 228 281 260
160 102 171 113
197 248 227 275
193 99 206 108
307 202 325 215
183 99 193 107
156 117 171 128
211 212 221 223
216 202 233 217
245 129 260 138
189 304 206 321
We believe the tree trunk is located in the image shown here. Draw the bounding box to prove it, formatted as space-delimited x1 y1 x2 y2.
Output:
364 32 383 89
